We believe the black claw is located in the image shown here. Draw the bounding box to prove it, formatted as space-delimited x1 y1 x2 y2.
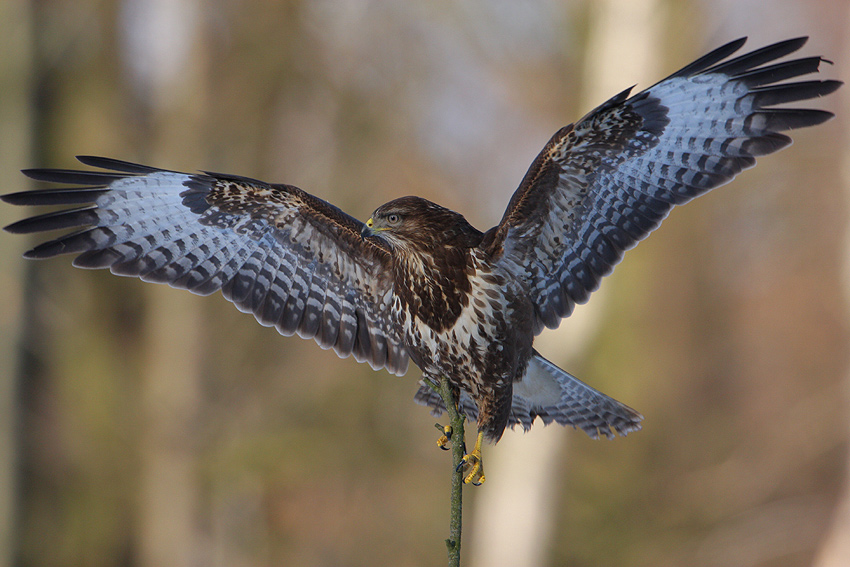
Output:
435 423 453 439
436 423 453 450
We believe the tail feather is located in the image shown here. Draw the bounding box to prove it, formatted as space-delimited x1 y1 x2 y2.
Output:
517 353 643 438
413 351 643 440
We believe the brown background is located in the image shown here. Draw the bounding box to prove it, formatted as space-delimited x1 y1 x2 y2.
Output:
0 1 847 566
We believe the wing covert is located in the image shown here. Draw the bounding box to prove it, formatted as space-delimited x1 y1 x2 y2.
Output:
484 37 840 332
3 156 409 375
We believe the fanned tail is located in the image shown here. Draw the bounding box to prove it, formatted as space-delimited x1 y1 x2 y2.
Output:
414 351 642 440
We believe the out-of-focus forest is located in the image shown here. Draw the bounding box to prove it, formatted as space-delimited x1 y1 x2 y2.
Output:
1 0 848 566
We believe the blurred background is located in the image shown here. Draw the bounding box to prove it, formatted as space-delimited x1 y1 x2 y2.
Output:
0 0 848 566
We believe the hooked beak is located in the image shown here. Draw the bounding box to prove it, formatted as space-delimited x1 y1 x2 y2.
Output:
360 217 375 240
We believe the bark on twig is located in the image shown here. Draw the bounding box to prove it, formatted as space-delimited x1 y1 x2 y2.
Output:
434 376 465 567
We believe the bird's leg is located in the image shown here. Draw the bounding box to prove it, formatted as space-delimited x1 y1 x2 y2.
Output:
435 422 454 450
457 431 485 485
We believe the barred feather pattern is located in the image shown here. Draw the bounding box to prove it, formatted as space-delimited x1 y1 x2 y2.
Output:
414 352 643 439
4 37 839 444
486 37 841 332
4 158 409 375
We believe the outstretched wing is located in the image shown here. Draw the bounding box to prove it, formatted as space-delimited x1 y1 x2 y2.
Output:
3 156 409 375
483 37 841 332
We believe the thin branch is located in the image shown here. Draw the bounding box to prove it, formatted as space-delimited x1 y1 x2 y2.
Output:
434 375 465 567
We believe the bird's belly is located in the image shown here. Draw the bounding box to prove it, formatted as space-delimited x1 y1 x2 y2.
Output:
404 307 491 371
400 278 528 393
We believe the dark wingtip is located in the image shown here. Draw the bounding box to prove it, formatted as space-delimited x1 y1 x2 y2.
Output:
819 79 843 95
75 156 164 174
671 37 748 78
20 168 125 185
702 36 813 78
2 207 98 234
4 222 25 234
22 247 54 260
21 168 50 181
1 188 109 206
4 217 39 234
771 35 809 53
1 192 23 205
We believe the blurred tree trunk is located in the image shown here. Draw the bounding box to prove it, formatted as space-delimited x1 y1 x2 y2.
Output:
0 1 33 565
138 289 203 567
468 2 663 566
812 10 850 566
118 1 207 565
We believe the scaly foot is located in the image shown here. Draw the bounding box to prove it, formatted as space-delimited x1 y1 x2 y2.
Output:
435 423 453 450
457 431 486 485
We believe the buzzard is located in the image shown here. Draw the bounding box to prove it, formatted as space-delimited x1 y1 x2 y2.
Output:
4 37 839 485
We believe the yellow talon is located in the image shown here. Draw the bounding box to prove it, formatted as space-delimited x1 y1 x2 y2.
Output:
458 431 486 485
435 423 453 450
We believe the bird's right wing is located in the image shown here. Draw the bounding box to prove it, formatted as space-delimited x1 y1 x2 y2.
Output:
3 156 409 375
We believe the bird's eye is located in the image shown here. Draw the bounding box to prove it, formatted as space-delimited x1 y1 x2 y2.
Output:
387 213 401 225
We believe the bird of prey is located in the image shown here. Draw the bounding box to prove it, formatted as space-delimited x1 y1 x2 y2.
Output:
3 37 839 485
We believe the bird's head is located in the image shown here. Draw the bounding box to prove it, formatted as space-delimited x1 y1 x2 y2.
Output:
361 196 482 252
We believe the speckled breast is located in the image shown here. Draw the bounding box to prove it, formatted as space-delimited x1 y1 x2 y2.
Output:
395 254 530 393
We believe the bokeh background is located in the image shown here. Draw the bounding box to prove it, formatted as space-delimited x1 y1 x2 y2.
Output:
1 0 848 566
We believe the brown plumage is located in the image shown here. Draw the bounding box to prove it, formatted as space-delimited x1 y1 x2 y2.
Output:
3 37 840 483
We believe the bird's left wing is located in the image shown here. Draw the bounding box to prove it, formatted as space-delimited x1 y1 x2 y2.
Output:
482 37 840 332
3 156 409 375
